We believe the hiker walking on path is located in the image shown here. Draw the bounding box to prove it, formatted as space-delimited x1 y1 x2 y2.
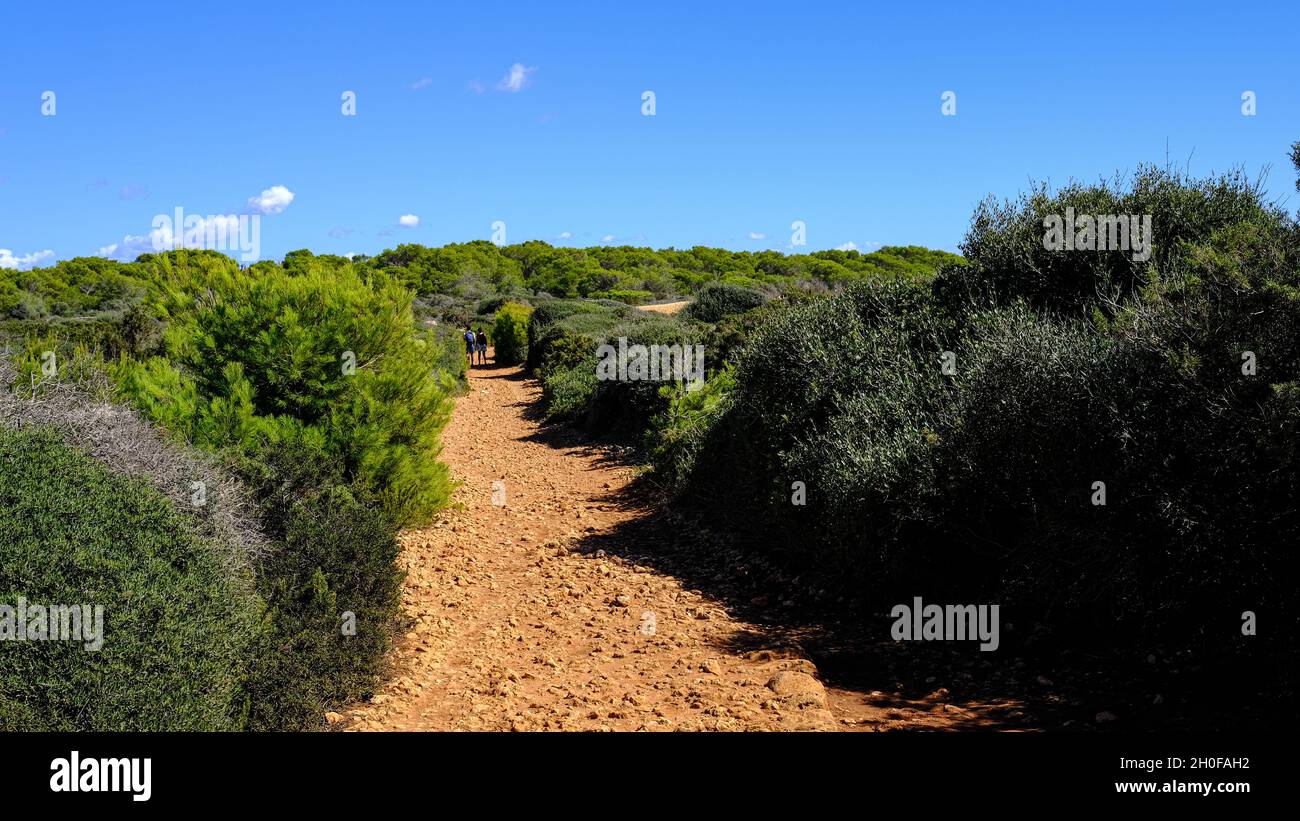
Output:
475 329 489 365
464 327 477 368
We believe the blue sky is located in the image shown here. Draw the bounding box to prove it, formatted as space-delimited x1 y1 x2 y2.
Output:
1 0 1297 268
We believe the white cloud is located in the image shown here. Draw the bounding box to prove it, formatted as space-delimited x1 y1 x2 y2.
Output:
836 241 858 251
748 231 767 240
98 216 239 261
99 221 179 260
557 231 572 239
246 185 295 215
98 184 290 262
411 77 433 91
96 241 129 259
497 63 536 93
601 234 615 243
398 214 420 228
0 248 54 270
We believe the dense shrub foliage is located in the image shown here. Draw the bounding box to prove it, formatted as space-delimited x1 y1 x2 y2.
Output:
11 151 1290 724
938 166 1288 316
681 283 768 322
518 242 956 438
0 249 466 730
113 259 456 527
646 363 738 487
491 302 532 365
541 356 599 422
526 299 715 435
241 481 402 730
0 428 260 731
0 229 961 730
0 256 148 320
649 159 1300 701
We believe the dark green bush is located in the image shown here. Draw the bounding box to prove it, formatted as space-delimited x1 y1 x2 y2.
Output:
0 428 259 731
541 357 599 422
525 298 630 372
540 329 598 376
939 165 1288 316
583 316 708 437
241 482 402 731
655 158 1300 686
682 282 768 323
476 295 530 316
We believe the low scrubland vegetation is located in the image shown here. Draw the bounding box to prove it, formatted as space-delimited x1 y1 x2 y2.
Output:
645 155 1300 717
1 250 462 730
517 151 1299 721
5 145 1294 728
0 240 946 730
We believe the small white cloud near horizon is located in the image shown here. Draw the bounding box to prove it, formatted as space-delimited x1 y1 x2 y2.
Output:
749 231 767 240
836 241 858 251
411 77 433 91
0 248 55 270
557 231 572 240
246 185 295 215
497 63 536 93
398 214 420 228
97 234 155 260
601 234 616 243
96 185 293 261
99 216 234 261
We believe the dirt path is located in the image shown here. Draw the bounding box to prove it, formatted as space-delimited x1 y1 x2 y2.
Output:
637 300 690 315
337 357 1025 731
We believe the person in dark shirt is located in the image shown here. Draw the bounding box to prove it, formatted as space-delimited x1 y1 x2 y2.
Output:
463 327 476 368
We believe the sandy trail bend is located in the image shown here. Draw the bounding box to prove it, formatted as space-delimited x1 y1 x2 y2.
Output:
340 358 996 731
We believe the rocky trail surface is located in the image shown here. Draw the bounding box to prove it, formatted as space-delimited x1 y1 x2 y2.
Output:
337 356 1032 732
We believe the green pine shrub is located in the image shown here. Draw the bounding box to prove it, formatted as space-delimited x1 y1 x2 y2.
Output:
491 302 532 365
112 262 455 527
646 363 737 487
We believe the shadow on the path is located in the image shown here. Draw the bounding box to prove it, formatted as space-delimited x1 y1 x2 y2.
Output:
562 496 1060 730
459 372 1274 732
467 361 528 379
501 381 1055 730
